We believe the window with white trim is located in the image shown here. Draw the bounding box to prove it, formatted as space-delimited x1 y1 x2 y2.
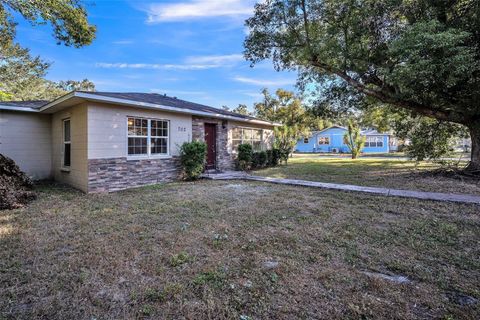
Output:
232 127 263 151
63 119 71 167
318 136 330 145
303 138 309 143
365 136 383 147
150 120 169 155
127 117 169 156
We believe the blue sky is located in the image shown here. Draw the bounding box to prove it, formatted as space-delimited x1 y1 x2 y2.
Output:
14 0 297 110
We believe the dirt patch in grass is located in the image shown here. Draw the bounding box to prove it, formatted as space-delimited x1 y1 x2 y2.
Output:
0 180 479 319
255 157 480 195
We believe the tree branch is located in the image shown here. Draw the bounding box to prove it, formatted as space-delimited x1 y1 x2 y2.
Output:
309 59 467 123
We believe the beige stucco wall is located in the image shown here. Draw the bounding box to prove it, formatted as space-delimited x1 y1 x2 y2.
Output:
87 102 192 159
0 110 52 180
51 104 88 192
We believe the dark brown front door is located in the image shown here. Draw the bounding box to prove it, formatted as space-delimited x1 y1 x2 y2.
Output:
204 123 217 169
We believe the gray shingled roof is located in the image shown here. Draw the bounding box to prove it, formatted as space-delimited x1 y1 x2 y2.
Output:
0 92 273 123
0 100 48 109
77 91 261 121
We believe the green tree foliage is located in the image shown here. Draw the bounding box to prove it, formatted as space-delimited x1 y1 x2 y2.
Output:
56 79 96 92
360 106 396 134
0 41 95 101
179 141 207 180
344 120 366 159
0 91 12 101
0 44 50 99
394 115 464 161
254 89 311 128
0 0 96 101
244 0 480 171
0 0 96 50
253 88 332 162
231 104 251 116
274 125 301 164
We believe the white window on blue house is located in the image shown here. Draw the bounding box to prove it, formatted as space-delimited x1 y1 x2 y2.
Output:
303 138 309 143
365 136 383 147
318 136 330 145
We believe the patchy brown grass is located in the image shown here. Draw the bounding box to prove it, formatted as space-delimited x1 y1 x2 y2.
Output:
255 156 480 195
1 180 479 319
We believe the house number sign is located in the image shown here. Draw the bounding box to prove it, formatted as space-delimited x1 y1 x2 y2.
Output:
178 126 187 132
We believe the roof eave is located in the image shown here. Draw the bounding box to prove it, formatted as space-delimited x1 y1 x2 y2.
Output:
0 105 40 112
39 91 280 127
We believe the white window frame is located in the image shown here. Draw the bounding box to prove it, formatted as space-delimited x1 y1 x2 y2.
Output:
318 135 330 145
62 118 71 169
232 127 264 152
127 117 170 159
365 136 383 148
303 138 309 143
150 119 170 155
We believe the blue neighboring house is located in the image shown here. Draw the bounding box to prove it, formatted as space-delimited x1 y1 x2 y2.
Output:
295 125 393 153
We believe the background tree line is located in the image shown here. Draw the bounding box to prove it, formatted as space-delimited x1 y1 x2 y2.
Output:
0 0 97 101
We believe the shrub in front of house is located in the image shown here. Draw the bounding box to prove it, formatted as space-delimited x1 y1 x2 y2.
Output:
179 141 207 180
236 146 281 171
237 143 253 171
269 148 281 166
252 151 268 168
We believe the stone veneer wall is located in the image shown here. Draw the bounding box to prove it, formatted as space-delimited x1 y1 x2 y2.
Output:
192 116 235 171
88 157 180 193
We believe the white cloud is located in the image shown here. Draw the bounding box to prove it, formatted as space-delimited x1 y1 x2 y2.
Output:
95 62 219 70
96 54 244 71
185 54 244 65
233 76 296 87
146 0 255 23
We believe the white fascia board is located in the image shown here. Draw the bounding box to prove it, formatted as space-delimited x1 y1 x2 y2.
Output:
40 91 280 127
38 91 76 112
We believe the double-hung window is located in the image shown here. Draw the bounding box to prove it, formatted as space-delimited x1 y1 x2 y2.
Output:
127 117 169 156
318 136 330 145
232 127 263 151
365 136 383 147
150 120 168 155
63 119 71 167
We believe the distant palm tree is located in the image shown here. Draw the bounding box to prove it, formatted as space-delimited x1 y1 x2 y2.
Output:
344 121 366 159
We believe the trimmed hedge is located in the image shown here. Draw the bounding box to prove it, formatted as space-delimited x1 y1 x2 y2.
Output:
252 151 267 168
236 146 281 171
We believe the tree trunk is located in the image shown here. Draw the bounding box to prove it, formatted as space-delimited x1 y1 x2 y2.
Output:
467 122 480 172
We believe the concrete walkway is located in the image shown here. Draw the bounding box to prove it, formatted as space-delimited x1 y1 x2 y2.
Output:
202 171 480 205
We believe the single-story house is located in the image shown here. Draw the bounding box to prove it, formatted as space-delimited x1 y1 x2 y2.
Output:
295 125 394 153
0 91 278 193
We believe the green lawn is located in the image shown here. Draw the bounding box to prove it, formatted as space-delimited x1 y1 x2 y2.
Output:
1 181 479 319
255 155 480 195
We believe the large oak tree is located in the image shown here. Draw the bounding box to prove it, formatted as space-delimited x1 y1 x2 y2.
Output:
244 0 480 170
